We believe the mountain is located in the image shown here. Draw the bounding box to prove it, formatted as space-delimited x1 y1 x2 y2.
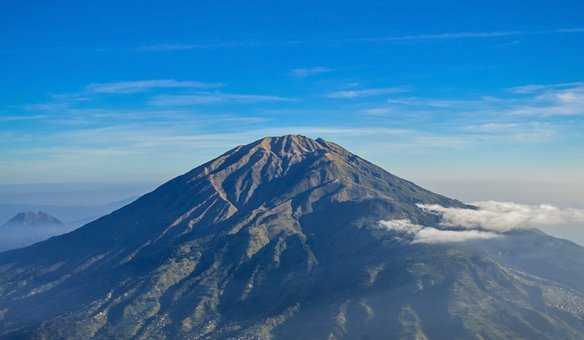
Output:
1 135 584 339
0 196 140 229
0 212 69 252
0 198 140 252
1 211 64 229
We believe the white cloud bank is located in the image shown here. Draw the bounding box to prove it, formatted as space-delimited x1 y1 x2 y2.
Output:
377 200 584 244
419 201 584 231
412 228 501 244
377 219 500 244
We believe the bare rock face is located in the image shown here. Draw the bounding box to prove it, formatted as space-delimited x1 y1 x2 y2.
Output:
0 135 584 339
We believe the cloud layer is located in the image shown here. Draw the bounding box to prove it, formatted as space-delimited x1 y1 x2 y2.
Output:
419 201 584 231
377 219 500 244
377 200 584 244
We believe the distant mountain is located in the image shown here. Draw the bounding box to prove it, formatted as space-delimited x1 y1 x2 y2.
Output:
0 135 583 339
1 211 65 229
0 198 138 252
0 211 71 252
0 196 139 229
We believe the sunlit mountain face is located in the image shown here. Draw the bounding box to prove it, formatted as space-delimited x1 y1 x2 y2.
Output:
1 136 583 340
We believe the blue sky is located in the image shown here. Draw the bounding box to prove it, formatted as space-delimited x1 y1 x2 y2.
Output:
1 1 584 205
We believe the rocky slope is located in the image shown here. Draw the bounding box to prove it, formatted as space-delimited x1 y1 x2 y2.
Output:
0 135 583 339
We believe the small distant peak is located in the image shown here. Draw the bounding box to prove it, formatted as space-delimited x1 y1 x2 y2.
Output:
3 211 64 227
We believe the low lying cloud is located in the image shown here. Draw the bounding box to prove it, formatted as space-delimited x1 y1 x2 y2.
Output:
419 201 584 231
377 219 500 244
412 228 501 244
378 219 423 233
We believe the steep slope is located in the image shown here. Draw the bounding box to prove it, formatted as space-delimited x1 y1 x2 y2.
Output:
0 135 583 339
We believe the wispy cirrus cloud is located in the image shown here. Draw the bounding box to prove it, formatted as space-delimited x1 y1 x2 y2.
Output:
137 40 307 52
24 79 226 114
290 66 332 78
504 85 584 116
359 31 524 43
0 114 48 122
385 96 490 109
326 87 408 99
149 92 293 106
507 82 584 94
463 122 556 143
137 28 584 53
354 27 584 43
85 79 223 94
381 82 584 117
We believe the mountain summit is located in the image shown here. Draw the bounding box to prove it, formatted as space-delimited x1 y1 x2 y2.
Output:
1 135 584 339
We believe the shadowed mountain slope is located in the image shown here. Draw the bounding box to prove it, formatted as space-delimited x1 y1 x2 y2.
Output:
0 135 583 339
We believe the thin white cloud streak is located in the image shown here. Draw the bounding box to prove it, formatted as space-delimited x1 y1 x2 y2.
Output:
360 31 524 42
138 41 269 51
383 83 584 117
463 122 556 143
505 85 584 116
0 115 48 122
355 27 584 43
326 87 408 99
507 82 584 94
138 28 584 52
366 122 556 153
4 126 414 167
419 201 584 231
377 219 500 244
290 66 332 78
149 93 293 106
386 96 490 109
85 79 223 94
555 28 584 33
360 107 394 116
